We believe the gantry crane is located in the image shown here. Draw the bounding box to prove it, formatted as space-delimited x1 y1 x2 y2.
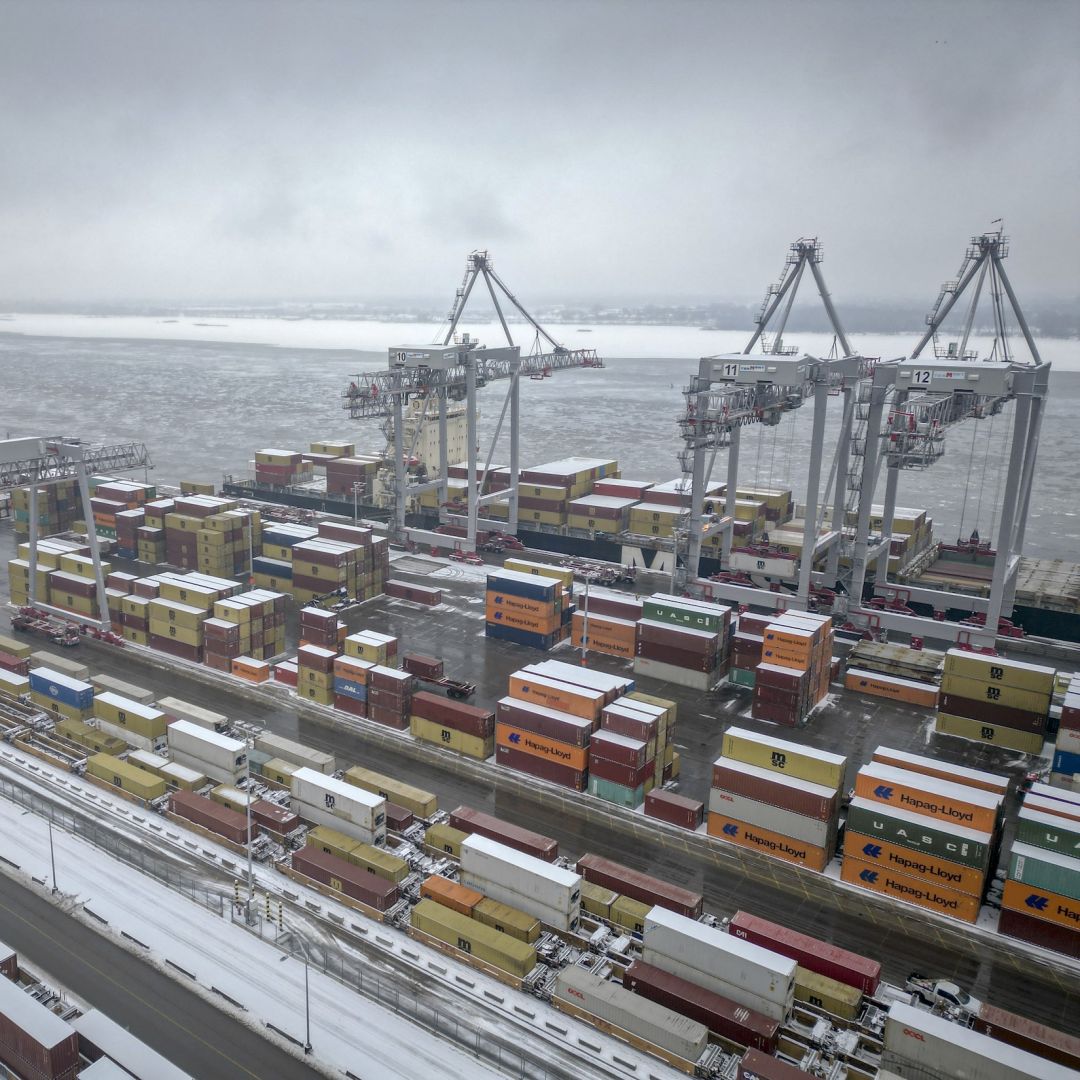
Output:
674 239 871 611
0 437 154 632
841 230 1048 646
342 251 602 550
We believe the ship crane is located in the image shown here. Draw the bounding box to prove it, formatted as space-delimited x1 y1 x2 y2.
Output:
0 437 154 632
844 229 1049 646
674 238 871 613
343 250 603 549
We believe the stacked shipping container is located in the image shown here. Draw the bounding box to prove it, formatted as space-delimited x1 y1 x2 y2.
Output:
410 691 495 759
485 568 565 650
1052 672 1080 789
753 612 834 726
633 594 731 693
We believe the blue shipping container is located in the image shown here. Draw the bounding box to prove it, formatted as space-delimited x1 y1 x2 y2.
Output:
484 623 556 651
1053 749 1080 775
485 572 557 603
28 668 94 709
333 678 368 702
253 556 293 579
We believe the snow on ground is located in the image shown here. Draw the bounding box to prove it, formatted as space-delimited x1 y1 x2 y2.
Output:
0 794 502 1080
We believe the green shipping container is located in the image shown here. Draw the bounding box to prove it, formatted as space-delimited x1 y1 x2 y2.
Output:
729 667 757 689
587 775 645 808
1014 810 1080 862
1009 843 1080 901
846 800 992 872
642 598 727 635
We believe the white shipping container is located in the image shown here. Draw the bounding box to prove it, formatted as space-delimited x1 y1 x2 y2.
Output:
126 749 169 772
638 948 790 1022
291 767 383 831
71 1009 193 1080
167 720 247 773
643 907 795 1011
554 965 707 1063
707 788 835 847
528 660 634 697
632 656 717 692
460 834 581 913
94 719 166 755
30 650 90 680
90 673 156 705
168 748 245 787
293 799 385 847
883 1002 1074 1080
157 696 228 733
253 731 335 774
160 762 206 787
459 870 580 933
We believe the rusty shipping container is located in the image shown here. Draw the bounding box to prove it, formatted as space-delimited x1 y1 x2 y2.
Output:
169 790 253 845
576 852 703 918
291 847 399 911
644 788 704 830
971 1004 1080 1071
623 959 779 1053
449 805 559 862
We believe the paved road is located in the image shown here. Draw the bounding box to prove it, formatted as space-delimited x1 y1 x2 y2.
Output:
0 873 326 1080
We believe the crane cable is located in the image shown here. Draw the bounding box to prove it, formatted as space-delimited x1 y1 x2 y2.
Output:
973 411 997 538
988 405 1013 547
956 417 980 543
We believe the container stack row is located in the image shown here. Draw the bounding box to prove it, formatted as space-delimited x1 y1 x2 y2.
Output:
752 611 833 726
253 448 314 488
570 589 641 659
843 749 1007 923
205 590 287 672
0 633 32 678
323 453 382 497
409 691 496 760
10 476 81 538
1052 673 1080 789
841 640 943 708
484 567 569 650
999 785 1080 958
708 726 846 872
936 648 1055 754
298 605 344 651
633 593 732 692
484 457 620 528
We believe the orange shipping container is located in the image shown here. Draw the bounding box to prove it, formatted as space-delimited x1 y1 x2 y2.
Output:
1001 879 1080 932
570 628 634 658
764 626 816 651
507 673 603 720
485 591 559 618
334 656 373 683
485 603 561 635
852 769 999 834
420 874 484 917
844 831 985 896
760 644 813 671
841 854 979 923
570 611 636 642
844 670 939 709
707 812 830 872
495 723 589 771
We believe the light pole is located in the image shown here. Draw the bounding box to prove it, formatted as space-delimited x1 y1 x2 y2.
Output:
245 740 254 918
352 481 362 525
304 959 312 1054
48 822 57 894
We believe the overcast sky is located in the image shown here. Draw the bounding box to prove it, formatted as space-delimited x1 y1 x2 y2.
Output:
1 0 1077 306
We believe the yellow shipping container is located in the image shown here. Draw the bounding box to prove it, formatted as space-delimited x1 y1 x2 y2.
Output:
0 634 32 659
934 712 1044 755
425 822 468 859
344 766 437 819
721 728 845 789
299 684 334 705
86 754 167 800
580 881 617 921
942 650 1056 695
148 597 209 630
794 967 863 1021
122 627 150 646
472 897 541 943
610 895 651 936
567 514 622 533
93 695 167 740
939 673 1050 713
409 715 494 760
147 620 204 648
411 900 537 979
54 718 127 756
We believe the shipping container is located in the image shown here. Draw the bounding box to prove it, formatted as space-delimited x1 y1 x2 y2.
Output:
712 758 839 822
793 966 863 1021
853 761 1002 833
424 822 469 859
576 853 702 918
883 1001 1073 1080
1007 842 1080 901
706 812 831 872
412 898 538 979
644 788 704 830
846 797 993 871
507 672 604 720
727 911 880 994
610 894 652 936
1001 878 1080 931
844 667 939 708
86 754 167 801
28 667 94 710
0 968 80 1080
943 650 1057 695
473 897 542 943
840 853 979 923
972 1004 1080 1072
936 711 1045 753
998 904 1080 958
495 722 589 772
449 806 558 862
528 660 634 702
291 768 385 833
495 697 592 747
845 830 985 896
871 746 1010 796
411 692 494 739
1016 806 1080 857
343 766 436 820
69 1009 191 1080
581 880 618 920
89 673 156 705
643 906 796 1018
169 790 252 845
554 965 708 1064
708 789 834 848
589 728 648 769
290 847 399 910
721 727 846 789
420 874 484 917
737 1048 808 1080
460 834 580 914
167 719 246 773
623 959 778 1052
495 743 586 790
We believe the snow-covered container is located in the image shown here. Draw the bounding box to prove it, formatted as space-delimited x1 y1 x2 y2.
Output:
642 906 795 1020
291 767 386 845
157 695 228 733
554 965 707 1063
71 1009 193 1080
883 1001 1075 1080
253 731 335 774
166 720 247 784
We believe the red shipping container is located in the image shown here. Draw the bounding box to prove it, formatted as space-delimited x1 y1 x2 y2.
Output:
367 686 409 712
576 853 703 919
998 906 1080 959
738 1048 807 1080
751 699 801 726
636 620 719 656
588 755 654 789
588 728 648 769
334 694 367 718
449 806 559 861
274 662 299 686
711 763 838 821
755 663 809 692
728 911 880 994
297 644 338 673
496 697 593 748
972 1004 1080 1071
495 743 587 791
291 847 399 911
411 692 494 739
0 992 80 1080
148 635 203 663
938 693 1046 734
600 703 657 744
300 606 338 629
318 521 374 546
753 685 806 709
252 799 301 835
386 802 415 832
170 790 252 845
623 960 778 1053
644 788 704 830
402 654 445 680
0 654 30 676
370 667 415 694
368 703 408 728
204 652 232 673
581 593 643 621
634 640 716 673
